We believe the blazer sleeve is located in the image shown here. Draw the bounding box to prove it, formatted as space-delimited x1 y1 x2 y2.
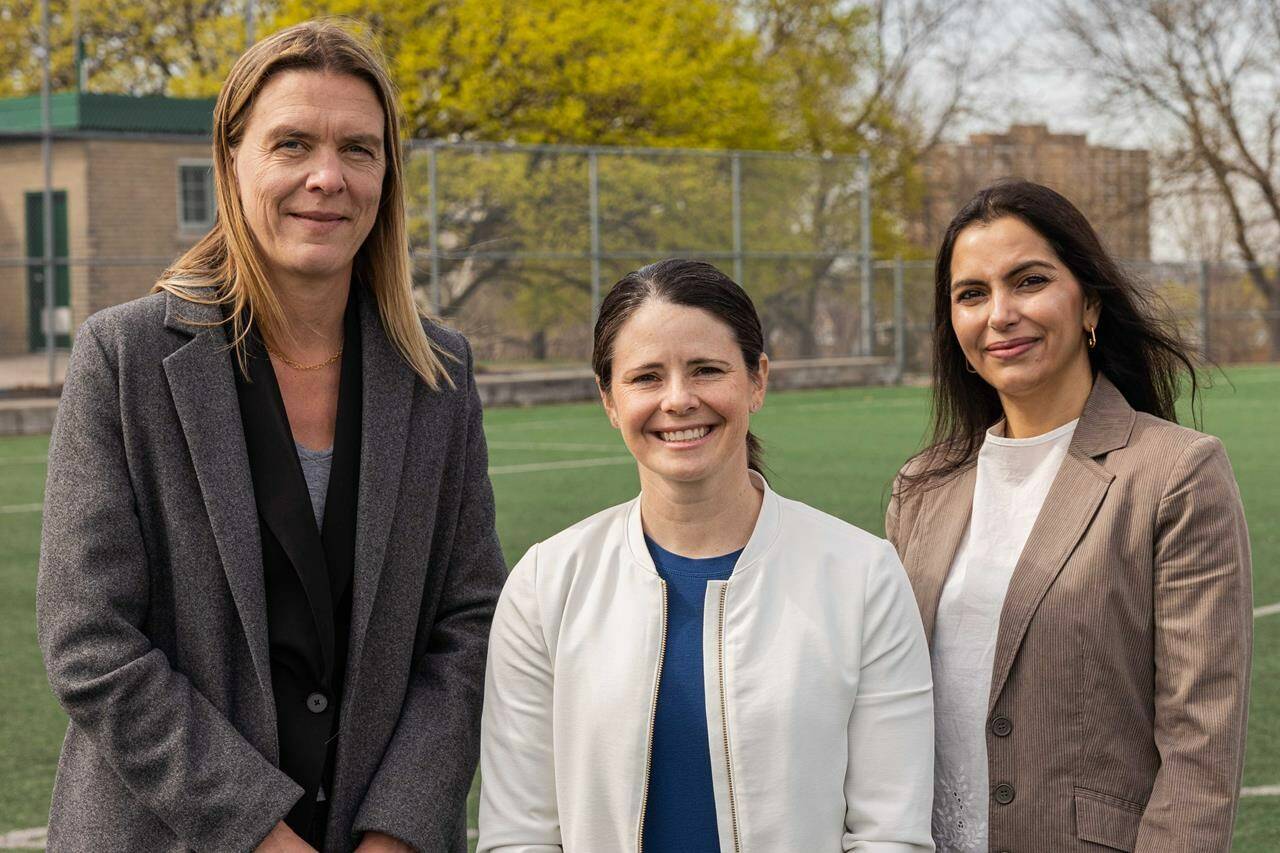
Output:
1136 435 1252 851
353 337 508 850
843 542 936 852
477 544 563 853
36 318 301 851
885 472 905 551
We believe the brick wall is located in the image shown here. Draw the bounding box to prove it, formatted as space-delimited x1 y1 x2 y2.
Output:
916 124 1151 261
84 137 213 321
0 140 89 357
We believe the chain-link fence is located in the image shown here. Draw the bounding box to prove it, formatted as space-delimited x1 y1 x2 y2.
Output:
405 140 874 364
3 140 1279 391
874 257 1280 377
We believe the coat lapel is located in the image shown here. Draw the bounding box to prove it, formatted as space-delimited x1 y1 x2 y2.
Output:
345 290 415 693
161 293 274 704
910 464 977 645
987 375 1135 714
237 336 336 681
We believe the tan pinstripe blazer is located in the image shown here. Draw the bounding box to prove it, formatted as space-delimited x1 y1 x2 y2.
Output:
886 375 1253 853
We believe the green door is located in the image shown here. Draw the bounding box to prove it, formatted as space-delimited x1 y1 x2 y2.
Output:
26 190 71 350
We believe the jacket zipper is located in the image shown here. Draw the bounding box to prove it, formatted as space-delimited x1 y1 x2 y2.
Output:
637 579 668 853
718 584 743 853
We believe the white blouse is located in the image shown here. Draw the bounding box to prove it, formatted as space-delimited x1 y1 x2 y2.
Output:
930 417 1078 853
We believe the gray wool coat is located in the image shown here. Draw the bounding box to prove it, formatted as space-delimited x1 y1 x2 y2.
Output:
36 288 507 852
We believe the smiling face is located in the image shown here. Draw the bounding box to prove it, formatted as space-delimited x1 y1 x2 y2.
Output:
949 215 1100 404
232 70 386 288
600 300 767 490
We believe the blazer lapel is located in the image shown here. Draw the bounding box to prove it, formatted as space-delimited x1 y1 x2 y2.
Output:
161 293 274 703
910 464 977 645
345 289 415 693
987 375 1135 714
237 336 336 681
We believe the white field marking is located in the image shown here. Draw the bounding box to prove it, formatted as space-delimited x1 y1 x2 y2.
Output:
487 440 621 452
486 416 605 432
1254 602 1280 619
0 456 48 465
0 825 46 849
0 503 42 515
490 456 632 476
779 397 924 414
1241 785 1280 796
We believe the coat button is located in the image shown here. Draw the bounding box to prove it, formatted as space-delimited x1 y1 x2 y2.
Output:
991 715 1013 737
993 783 1016 805
306 692 329 714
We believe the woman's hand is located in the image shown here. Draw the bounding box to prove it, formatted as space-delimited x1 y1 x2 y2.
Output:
355 831 415 852
253 821 317 852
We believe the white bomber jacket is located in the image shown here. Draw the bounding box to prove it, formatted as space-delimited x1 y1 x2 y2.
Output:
479 474 935 852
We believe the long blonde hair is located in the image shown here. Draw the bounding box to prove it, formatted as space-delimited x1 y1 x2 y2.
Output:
155 19 454 390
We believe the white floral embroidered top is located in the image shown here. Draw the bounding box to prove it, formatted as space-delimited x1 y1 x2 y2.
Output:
930 418 1078 852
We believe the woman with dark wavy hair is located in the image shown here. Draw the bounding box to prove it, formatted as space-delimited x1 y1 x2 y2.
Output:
888 180 1252 852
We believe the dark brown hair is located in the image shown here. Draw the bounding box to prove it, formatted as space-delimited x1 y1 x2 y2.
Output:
593 258 766 473
901 180 1200 496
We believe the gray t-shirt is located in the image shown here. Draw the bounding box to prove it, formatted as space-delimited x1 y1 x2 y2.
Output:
295 442 334 532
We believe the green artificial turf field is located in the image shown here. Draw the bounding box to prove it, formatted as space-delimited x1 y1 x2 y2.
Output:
1 365 1276 848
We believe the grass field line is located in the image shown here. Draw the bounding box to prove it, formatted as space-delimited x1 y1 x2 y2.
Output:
0 456 47 466
488 440 622 451
0 503 42 515
1241 785 1280 796
1254 602 1280 619
489 456 633 475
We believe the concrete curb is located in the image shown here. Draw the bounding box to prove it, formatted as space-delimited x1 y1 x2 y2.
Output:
0 399 58 437
0 357 899 435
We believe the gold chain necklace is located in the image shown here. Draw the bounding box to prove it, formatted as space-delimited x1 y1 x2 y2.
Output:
267 343 343 371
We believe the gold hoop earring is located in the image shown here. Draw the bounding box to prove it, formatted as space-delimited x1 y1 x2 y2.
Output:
965 360 978 374
1087 325 1098 349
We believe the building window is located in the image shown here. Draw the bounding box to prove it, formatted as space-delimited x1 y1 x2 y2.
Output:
178 161 215 230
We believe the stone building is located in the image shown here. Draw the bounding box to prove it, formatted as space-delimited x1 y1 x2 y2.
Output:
916 124 1151 260
0 93 215 357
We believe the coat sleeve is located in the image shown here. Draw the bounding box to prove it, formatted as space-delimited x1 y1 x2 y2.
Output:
477 544 563 853
353 337 508 851
36 318 301 851
885 472 904 550
1135 435 1252 851
843 542 936 852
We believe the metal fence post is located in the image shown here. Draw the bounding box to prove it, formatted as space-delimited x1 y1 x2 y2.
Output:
1198 259 1211 359
731 153 743 286
859 151 874 357
589 150 602 324
893 257 906 382
41 0 56 387
427 145 441 314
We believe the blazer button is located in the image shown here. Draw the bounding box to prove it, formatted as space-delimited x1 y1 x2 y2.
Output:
991 715 1013 737
306 692 329 714
993 783 1016 805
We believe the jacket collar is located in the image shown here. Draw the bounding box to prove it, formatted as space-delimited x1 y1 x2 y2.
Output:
162 287 224 337
1067 372 1135 459
625 469 782 578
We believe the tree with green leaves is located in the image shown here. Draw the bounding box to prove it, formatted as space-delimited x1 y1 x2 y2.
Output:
0 0 255 98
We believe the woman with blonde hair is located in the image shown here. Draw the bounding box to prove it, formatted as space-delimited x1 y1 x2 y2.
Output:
37 21 505 852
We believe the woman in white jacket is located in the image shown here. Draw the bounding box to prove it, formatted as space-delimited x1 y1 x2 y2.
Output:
479 259 935 853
